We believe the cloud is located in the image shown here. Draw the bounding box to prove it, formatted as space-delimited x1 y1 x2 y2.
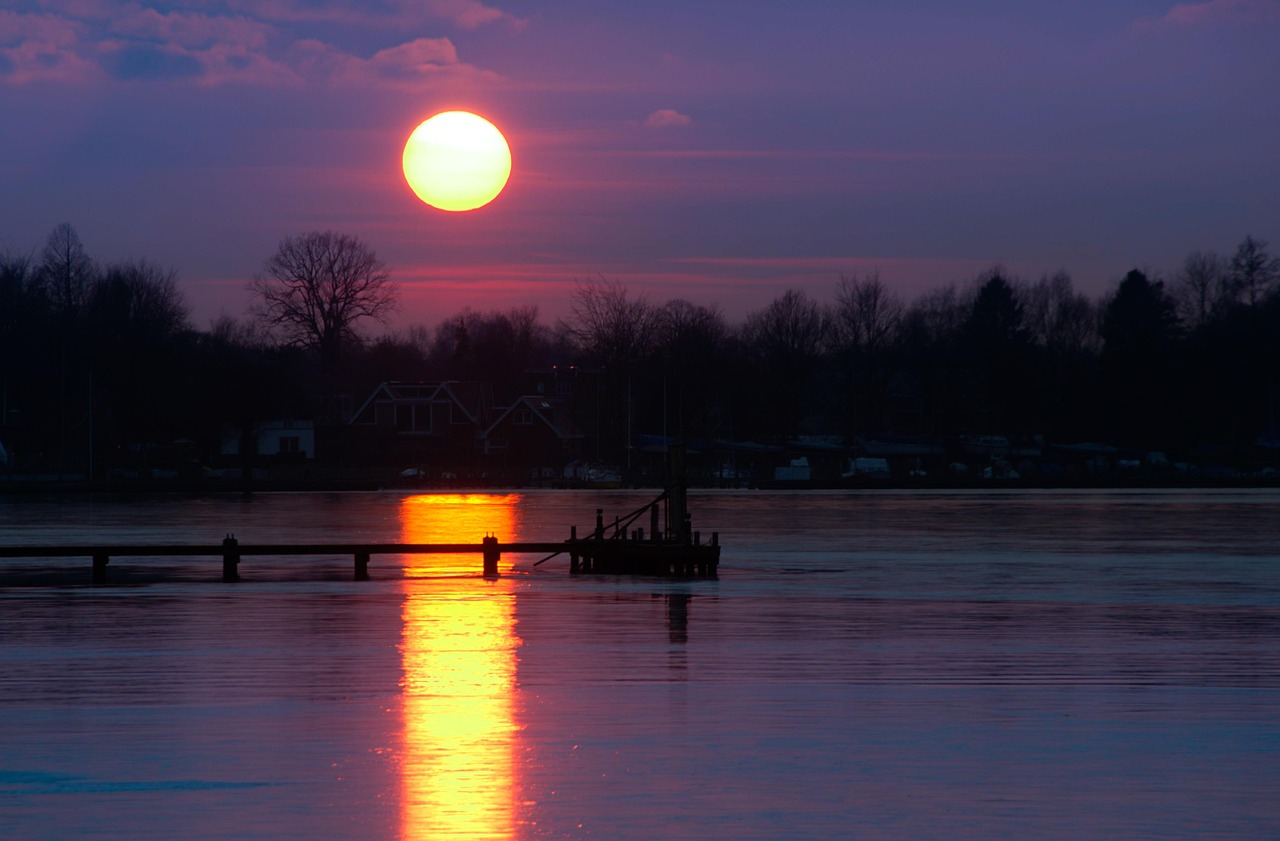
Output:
288 36 495 87
1 4 498 89
367 37 460 74
103 42 204 80
1143 0 1280 28
644 108 693 129
0 11 97 83
223 0 522 29
422 0 523 29
108 8 272 51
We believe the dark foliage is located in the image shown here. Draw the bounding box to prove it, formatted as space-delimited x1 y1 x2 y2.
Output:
3 226 1278 480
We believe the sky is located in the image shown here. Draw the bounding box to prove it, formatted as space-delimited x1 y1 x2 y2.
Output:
2 0 1278 332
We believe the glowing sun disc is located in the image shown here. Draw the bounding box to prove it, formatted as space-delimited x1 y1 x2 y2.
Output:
403 111 512 212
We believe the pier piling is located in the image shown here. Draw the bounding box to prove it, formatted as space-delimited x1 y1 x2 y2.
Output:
222 535 240 582
482 535 500 578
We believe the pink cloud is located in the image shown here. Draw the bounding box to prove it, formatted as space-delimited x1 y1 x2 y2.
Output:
225 0 521 29
1145 0 1280 27
108 8 272 51
0 11 98 84
422 0 524 29
289 36 496 87
367 37 459 73
644 108 693 128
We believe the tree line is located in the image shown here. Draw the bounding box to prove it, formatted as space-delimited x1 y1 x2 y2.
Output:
2 224 1278 476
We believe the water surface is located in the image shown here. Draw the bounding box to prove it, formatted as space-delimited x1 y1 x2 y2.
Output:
2 489 1278 839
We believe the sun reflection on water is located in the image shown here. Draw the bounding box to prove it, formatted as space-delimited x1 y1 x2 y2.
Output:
399 493 522 841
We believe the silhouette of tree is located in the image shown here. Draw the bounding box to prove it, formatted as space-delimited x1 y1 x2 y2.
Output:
741 289 828 441
37 223 97 318
1022 271 1098 440
1100 269 1181 447
83 260 193 449
1229 235 1280 306
1024 271 1097 357
88 260 190 342
1 250 46 348
899 283 966 437
1 251 54 463
961 269 1034 431
831 271 902 437
1174 251 1227 330
250 230 398 371
649 299 731 441
427 305 553 396
562 279 657 369
561 279 658 461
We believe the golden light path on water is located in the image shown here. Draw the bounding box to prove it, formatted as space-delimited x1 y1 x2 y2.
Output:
398 493 522 841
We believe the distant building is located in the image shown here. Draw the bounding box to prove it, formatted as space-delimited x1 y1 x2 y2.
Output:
481 394 583 480
348 381 495 471
221 419 315 460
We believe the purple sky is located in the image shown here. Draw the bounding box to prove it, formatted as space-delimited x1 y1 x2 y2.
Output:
2 0 1278 331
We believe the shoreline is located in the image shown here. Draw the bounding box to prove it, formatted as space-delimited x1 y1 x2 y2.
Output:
3 475 1280 496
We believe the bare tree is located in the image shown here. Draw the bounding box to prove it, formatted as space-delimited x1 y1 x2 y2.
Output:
90 259 190 341
742 289 828 439
38 222 97 318
1229 234 1280 306
250 230 397 370
652 299 731 439
1023 270 1097 357
1173 251 1226 329
832 272 903 436
559 279 659 461
833 271 902 357
427 304 552 390
561 278 658 367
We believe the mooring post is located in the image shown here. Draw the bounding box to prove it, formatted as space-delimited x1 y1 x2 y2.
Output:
92 553 108 586
482 535 500 577
222 534 240 582
570 525 579 573
354 550 370 581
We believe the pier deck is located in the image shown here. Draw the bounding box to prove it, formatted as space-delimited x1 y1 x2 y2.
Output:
0 532 719 584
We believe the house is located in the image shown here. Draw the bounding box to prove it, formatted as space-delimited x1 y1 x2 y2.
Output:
220 419 315 460
481 394 582 481
348 381 495 470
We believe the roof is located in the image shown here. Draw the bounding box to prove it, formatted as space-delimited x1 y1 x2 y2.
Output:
484 395 581 440
349 381 494 426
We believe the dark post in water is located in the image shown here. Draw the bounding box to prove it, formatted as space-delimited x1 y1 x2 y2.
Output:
222 534 240 582
482 535 500 578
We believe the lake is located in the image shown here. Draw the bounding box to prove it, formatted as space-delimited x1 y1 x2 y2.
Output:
2 489 1279 840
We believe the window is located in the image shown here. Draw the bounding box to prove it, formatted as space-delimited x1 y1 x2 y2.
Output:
516 410 533 426
279 436 300 455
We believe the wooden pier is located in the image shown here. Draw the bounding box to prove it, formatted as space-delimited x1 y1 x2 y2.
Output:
0 504 719 585
1 447 720 585
0 536 573 584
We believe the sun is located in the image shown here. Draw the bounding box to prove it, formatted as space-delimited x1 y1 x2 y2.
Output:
402 111 512 212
